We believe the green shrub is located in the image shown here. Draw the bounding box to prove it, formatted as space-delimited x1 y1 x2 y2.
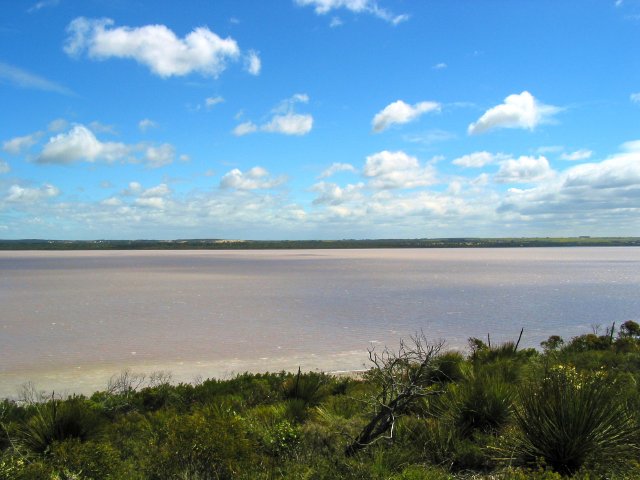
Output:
451 371 514 437
430 352 466 384
16 396 102 455
283 369 329 407
146 408 256 479
513 365 640 475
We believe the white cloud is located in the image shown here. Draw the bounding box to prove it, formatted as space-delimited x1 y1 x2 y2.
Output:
3 132 43 154
100 197 122 206
498 147 640 227
294 0 409 25
468 91 560 135
135 197 166 209
233 121 258 136
27 0 59 13
432 62 447 70
205 96 224 108
138 118 158 132
318 162 357 178
141 183 172 198
262 113 313 135
143 144 175 168
329 16 343 27
0 160 10 174
631 92 640 104
372 100 440 133
6 183 59 203
452 151 507 168
0 61 73 95
37 125 130 164
32 125 177 168
122 181 143 195
234 94 313 136
64 17 249 78
537 145 564 154
220 167 286 190
311 181 364 205
621 140 640 152
494 156 554 184
245 50 261 75
363 150 436 189
560 149 593 161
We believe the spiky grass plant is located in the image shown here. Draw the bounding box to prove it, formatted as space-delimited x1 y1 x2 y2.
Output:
17 396 100 454
514 365 640 475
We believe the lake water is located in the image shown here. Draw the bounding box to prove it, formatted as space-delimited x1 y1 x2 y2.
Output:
1 248 639 398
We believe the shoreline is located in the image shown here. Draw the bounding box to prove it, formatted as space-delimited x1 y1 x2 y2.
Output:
0 349 373 400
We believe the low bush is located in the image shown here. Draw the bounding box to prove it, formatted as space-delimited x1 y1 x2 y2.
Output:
513 364 640 475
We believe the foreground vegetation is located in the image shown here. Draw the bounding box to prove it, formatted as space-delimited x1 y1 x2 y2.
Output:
1 237 640 250
3 322 640 479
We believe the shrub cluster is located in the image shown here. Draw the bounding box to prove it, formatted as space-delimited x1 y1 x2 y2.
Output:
2 322 640 479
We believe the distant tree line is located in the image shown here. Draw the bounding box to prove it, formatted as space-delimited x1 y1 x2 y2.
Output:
1 237 639 250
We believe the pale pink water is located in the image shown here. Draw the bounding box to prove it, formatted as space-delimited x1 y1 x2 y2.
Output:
1 248 639 397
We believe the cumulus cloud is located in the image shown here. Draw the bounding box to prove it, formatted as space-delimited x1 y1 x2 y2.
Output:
0 160 10 174
3 132 43 154
631 93 640 104
122 181 143 195
372 100 440 133
560 149 593 161
468 91 560 135
452 151 507 168
0 62 73 95
233 94 313 136
245 50 261 75
498 147 640 225
135 197 166 209
138 118 158 132
318 162 357 178
64 17 256 78
220 167 286 190
143 144 175 168
37 125 130 164
363 150 436 189
432 62 447 70
140 183 172 197
262 113 313 135
294 0 409 25
311 181 364 205
100 197 122 206
5 183 59 203
32 124 177 168
494 156 554 184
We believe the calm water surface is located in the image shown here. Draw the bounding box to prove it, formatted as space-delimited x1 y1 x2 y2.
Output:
1 248 639 397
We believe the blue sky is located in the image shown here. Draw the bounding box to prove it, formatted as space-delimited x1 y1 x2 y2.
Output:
1 0 639 240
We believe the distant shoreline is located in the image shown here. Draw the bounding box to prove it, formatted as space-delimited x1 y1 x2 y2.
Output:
1 237 640 250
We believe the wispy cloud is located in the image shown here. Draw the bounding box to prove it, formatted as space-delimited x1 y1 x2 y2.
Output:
294 0 408 25
0 62 73 95
233 94 313 136
27 0 60 14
